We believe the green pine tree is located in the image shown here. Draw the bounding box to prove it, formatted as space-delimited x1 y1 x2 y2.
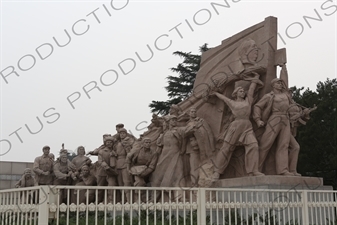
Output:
149 44 209 115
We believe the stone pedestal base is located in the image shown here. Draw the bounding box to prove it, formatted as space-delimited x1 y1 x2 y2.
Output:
213 175 331 190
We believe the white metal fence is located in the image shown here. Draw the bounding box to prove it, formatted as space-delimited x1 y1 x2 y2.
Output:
1 186 337 225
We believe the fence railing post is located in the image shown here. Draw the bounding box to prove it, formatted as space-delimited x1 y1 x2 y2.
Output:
302 190 309 225
38 186 50 225
198 188 207 225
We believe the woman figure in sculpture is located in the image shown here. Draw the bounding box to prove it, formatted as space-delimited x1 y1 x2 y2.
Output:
212 72 264 182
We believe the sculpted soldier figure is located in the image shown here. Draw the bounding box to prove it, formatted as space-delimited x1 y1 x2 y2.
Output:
169 104 189 126
74 165 97 204
253 64 317 176
141 114 164 146
115 128 134 203
71 146 92 180
126 138 158 201
212 74 264 182
49 153 55 161
112 123 137 142
112 123 125 140
33 145 54 185
97 136 118 203
287 89 317 175
88 134 112 156
78 165 97 186
126 138 158 185
253 64 299 176
53 153 77 185
53 152 77 203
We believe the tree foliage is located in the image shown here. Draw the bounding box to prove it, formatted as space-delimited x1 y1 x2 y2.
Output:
149 44 209 115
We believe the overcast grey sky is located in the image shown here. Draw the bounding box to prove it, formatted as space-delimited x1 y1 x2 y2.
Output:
0 0 336 162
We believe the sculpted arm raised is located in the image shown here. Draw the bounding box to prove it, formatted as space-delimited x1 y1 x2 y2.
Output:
247 82 257 105
214 92 233 107
247 72 263 105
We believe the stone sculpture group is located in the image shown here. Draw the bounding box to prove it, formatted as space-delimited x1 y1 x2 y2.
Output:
16 17 317 204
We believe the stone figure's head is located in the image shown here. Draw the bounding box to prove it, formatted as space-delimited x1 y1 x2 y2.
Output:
151 114 162 127
24 168 32 179
190 136 198 148
42 145 50 156
165 115 177 128
104 136 115 148
59 149 68 155
189 107 197 119
121 137 132 151
102 134 111 142
81 165 90 177
60 154 68 164
271 78 285 91
116 123 124 132
138 134 144 142
77 146 85 156
49 153 55 161
238 38 258 65
119 128 128 139
232 86 246 99
169 104 181 116
142 138 151 149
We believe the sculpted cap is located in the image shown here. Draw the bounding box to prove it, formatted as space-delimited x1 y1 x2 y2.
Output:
270 78 285 86
59 149 68 155
119 128 127 133
105 136 115 142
